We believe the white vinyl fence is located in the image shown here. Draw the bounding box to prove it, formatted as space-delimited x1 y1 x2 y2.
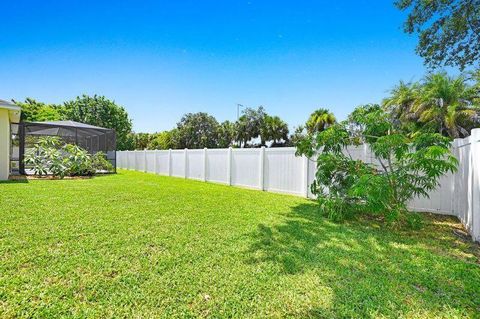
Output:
117 128 480 242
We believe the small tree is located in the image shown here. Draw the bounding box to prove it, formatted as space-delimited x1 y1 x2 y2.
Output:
14 98 62 122
296 107 458 225
217 121 236 148
62 95 133 150
260 115 289 146
235 106 267 147
175 112 220 149
24 137 97 178
306 108 336 134
148 130 176 150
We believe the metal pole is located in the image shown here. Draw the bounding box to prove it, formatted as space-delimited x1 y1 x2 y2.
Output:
237 103 244 121
19 122 25 175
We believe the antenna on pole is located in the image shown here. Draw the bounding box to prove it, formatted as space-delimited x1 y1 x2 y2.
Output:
236 103 244 121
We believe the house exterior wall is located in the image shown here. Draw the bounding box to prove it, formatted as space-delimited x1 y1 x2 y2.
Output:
0 109 10 180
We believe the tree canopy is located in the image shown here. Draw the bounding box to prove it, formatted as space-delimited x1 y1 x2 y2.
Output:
296 105 458 225
62 95 133 150
235 106 268 147
14 98 62 122
383 72 480 138
174 112 220 149
396 0 480 70
306 108 336 134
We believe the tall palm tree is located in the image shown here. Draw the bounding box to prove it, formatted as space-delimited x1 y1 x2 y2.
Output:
384 72 479 139
414 73 479 138
383 81 420 125
306 108 336 134
260 115 289 146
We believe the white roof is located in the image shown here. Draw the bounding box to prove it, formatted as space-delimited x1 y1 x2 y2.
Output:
31 120 110 130
0 99 21 122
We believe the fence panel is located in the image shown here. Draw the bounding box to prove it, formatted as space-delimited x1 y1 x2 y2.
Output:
206 149 228 184
264 148 304 195
127 151 136 169
145 151 156 173
155 150 170 175
170 150 185 177
134 152 144 171
454 140 472 228
116 151 125 168
231 149 261 189
408 173 454 214
117 129 480 242
186 149 204 180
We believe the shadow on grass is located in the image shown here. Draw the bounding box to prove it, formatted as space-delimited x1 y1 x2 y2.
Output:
1 176 29 184
246 202 480 318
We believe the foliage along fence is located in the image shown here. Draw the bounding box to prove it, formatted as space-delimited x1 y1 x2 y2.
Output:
117 128 480 242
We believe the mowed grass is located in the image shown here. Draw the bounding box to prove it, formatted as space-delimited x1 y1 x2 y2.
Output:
0 170 479 318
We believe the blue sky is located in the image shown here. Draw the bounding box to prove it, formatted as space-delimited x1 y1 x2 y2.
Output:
1 0 427 133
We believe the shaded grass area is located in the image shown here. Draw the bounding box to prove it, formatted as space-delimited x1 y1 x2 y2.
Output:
0 170 479 318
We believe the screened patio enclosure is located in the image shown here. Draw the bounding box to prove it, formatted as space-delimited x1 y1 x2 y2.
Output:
15 120 116 175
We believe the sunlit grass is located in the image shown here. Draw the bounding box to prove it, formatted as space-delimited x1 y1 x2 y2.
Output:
0 170 479 318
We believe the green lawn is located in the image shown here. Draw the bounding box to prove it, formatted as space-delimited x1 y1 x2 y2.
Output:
1 170 479 318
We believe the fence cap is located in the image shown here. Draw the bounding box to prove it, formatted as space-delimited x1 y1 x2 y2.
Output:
471 128 480 139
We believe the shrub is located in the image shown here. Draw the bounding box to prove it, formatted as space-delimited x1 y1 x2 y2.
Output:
24 138 102 178
64 144 95 176
24 137 68 177
91 152 114 172
296 108 458 224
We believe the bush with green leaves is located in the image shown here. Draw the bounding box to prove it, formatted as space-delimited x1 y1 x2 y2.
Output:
91 152 114 172
296 107 458 224
24 137 105 178
64 144 95 176
24 137 68 177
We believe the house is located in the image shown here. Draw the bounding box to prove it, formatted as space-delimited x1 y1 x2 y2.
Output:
0 100 21 180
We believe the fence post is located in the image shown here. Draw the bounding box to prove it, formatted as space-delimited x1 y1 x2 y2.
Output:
168 149 172 176
259 146 265 191
134 150 138 171
302 154 309 198
184 148 188 179
452 138 461 216
154 150 158 174
470 129 480 242
203 148 208 182
227 147 232 186
144 150 147 173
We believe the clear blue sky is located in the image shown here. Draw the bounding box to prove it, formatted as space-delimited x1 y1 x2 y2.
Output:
1 0 427 133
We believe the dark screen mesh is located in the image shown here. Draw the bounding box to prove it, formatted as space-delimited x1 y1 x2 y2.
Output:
19 122 116 174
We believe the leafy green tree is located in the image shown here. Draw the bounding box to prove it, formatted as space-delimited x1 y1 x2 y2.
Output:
415 73 479 138
305 108 336 134
296 107 458 224
395 0 480 70
175 112 220 148
14 98 62 122
235 106 267 147
347 104 385 142
62 95 133 150
131 133 155 150
287 126 307 147
148 130 176 150
24 137 96 178
384 72 479 138
217 121 236 148
260 115 289 146
382 82 420 131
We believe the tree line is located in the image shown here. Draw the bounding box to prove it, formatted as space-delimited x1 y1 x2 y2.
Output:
15 70 480 151
126 107 293 150
14 95 133 150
